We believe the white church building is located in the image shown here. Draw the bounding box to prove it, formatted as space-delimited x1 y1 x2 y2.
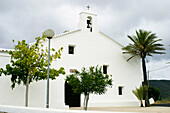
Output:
0 10 142 109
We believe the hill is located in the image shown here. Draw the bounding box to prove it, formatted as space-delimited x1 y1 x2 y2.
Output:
148 80 170 100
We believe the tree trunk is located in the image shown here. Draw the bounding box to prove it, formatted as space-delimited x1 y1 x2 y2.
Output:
140 100 143 107
83 93 89 110
142 57 149 107
83 94 86 109
85 93 89 111
25 74 30 107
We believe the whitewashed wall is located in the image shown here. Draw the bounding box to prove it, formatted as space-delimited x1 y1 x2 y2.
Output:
50 28 141 107
0 51 68 109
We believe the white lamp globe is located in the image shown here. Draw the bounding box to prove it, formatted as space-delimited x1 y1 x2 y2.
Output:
44 29 55 39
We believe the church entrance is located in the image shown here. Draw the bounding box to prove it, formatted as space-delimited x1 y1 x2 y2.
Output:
65 81 81 107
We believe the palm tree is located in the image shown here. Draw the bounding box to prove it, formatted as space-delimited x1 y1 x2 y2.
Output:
122 29 165 107
132 85 145 107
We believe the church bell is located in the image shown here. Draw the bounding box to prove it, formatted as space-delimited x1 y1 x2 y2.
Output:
87 24 90 28
87 20 91 28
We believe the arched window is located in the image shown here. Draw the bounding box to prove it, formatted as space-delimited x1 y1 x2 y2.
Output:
87 16 92 32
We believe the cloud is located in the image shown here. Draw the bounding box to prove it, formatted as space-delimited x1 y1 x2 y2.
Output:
0 0 66 48
147 58 170 80
0 0 170 79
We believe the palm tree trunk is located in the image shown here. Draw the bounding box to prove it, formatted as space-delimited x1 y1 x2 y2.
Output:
142 57 149 107
25 74 30 107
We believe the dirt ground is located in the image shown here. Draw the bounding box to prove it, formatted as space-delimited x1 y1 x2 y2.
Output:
70 106 170 113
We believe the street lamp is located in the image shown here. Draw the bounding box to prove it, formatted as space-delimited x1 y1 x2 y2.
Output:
44 29 55 108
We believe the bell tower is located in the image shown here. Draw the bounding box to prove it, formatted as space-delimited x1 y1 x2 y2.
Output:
78 11 99 33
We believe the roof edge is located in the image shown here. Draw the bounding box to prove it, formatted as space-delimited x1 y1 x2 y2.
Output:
99 31 124 47
79 12 97 16
53 29 81 39
0 48 14 52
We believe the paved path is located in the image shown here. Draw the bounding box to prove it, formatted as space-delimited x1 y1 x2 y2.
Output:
70 106 170 113
1 105 170 113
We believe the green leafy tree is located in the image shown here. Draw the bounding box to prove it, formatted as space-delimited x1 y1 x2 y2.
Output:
122 29 165 107
132 85 145 107
148 86 160 101
66 66 112 110
0 34 65 107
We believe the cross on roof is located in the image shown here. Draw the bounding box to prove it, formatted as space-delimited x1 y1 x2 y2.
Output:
87 5 90 10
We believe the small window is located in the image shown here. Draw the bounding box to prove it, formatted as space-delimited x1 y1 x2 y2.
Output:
103 65 107 74
69 45 74 54
70 69 77 73
118 86 123 95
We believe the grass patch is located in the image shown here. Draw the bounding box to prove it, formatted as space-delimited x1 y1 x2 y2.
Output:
155 100 170 104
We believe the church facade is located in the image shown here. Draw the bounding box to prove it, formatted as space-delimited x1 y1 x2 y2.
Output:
0 11 141 109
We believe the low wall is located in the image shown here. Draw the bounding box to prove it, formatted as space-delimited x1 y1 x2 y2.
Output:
0 105 107 113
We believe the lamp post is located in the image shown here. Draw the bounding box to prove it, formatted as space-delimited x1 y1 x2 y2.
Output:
44 29 55 108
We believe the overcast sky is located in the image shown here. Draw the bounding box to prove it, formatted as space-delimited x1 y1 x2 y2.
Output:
0 0 170 80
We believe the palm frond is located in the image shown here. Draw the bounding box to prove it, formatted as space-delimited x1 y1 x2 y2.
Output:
132 85 144 101
127 56 135 61
122 29 165 61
